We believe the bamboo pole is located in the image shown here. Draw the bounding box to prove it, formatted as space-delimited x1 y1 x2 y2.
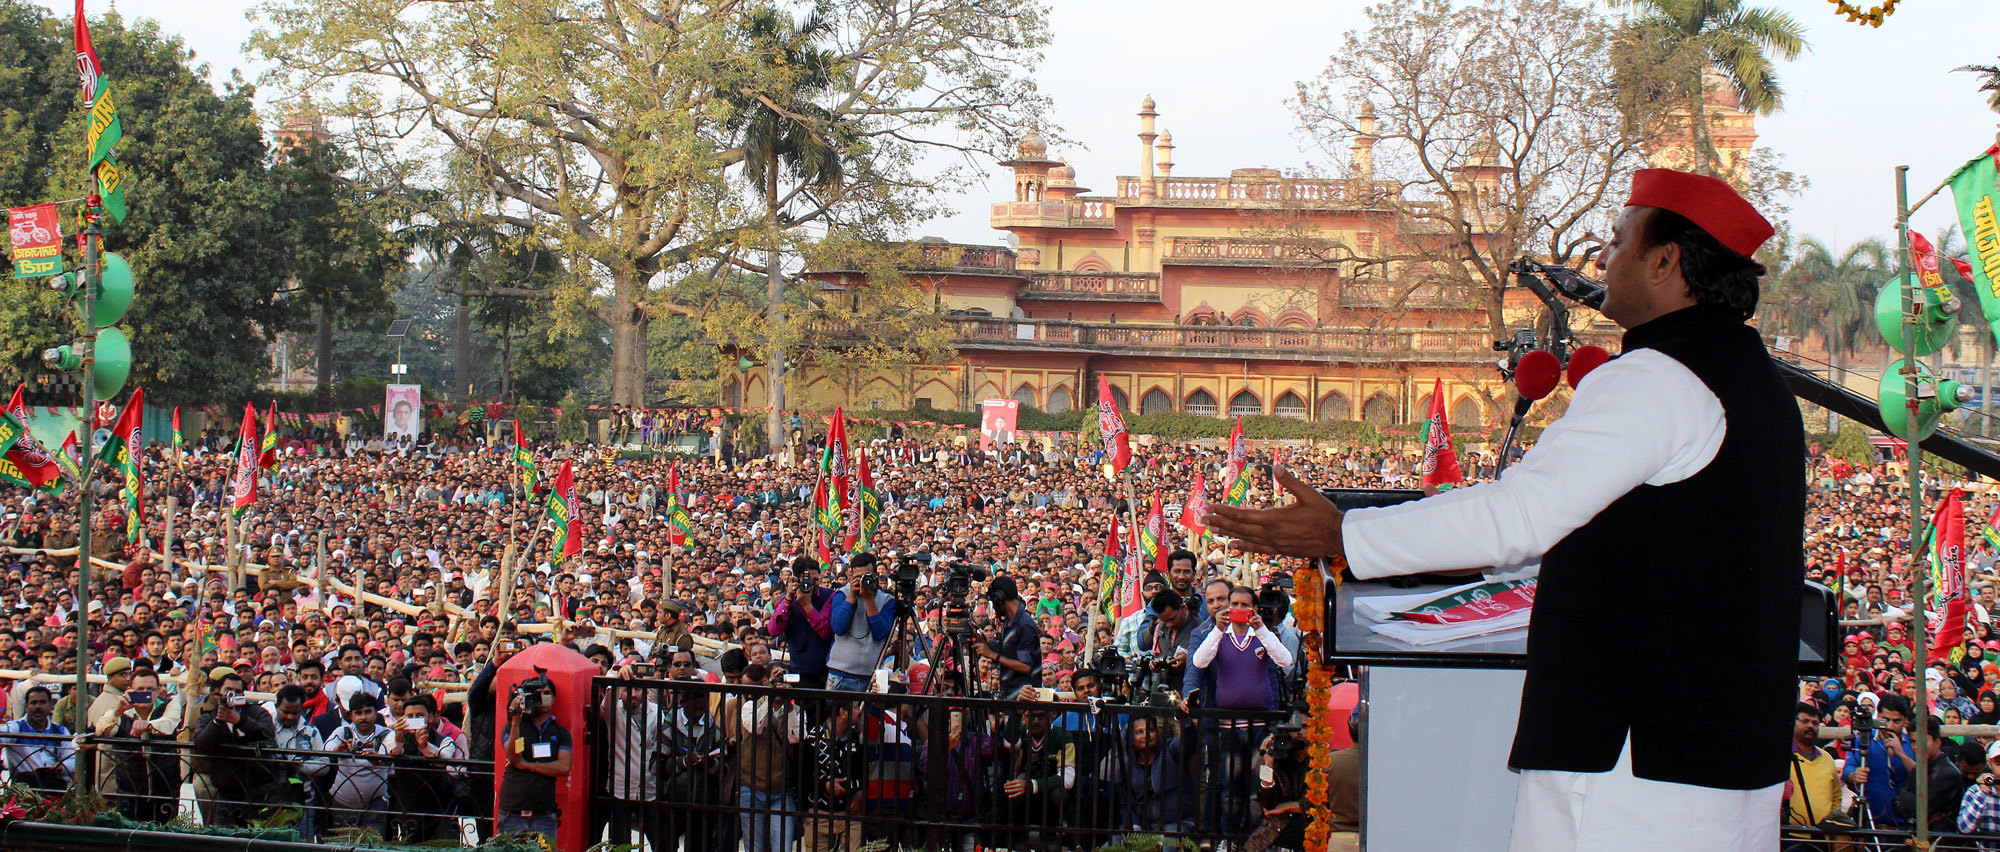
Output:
161 497 175 585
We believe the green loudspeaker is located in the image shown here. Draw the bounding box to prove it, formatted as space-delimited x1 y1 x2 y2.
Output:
92 326 131 399
1875 275 1959 357
90 252 134 327
1877 358 1971 442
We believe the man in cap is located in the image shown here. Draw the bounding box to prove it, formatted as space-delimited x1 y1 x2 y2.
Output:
1213 168 1801 851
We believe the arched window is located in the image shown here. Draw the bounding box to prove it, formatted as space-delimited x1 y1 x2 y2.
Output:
1140 388 1173 414
1012 384 1037 408
1317 391 1351 421
1185 390 1218 417
1046 386 1073 414
1097 384 1129 412
1362 393 1398 424
1228 390 1262 417
1273 391 1307 419
723 376 743 409
1451 396 1484 432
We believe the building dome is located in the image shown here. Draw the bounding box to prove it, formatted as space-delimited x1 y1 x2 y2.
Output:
1049 158 1076 184
1016 129 1049 160
1140 94 1157 112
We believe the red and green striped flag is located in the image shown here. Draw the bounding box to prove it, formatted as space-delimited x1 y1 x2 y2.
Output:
55 431 82 488
663 461 695 547
812 409 850 559
74 0 126 221
845 450 881 554
1181 469 1209 545
1 386 63 490
171 406 184 471
96 386 143 542
546 458 580 564
229 402 258 516
258 400 278 469
1222 415 1253 506
512 419 540 498
1140 491 1166 575
1927 490 1969 665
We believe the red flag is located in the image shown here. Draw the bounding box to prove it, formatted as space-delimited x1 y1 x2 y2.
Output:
666 462 687 547
230 402 259 514
1109 518 1144 620
1420 378 1465 487
1097 375 1131 473
1223 415 1247 482
1931 490 1969 665
72 0 100 102
551 458 581 562
1181 469 1209 541
2 386 63 488
1143 491 1167 575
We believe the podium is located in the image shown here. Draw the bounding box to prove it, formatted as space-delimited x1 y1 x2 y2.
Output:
1317 489 1837 851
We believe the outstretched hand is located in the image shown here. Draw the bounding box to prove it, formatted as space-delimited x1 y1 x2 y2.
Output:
1206 466 1345 560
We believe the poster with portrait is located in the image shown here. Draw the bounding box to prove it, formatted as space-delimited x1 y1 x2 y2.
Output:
384 384 424 444
979 398 1018 451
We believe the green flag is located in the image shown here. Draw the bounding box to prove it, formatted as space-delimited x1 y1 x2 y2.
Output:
1950 146 2000 345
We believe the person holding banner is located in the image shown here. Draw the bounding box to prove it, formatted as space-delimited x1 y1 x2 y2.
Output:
1212 168 1803 852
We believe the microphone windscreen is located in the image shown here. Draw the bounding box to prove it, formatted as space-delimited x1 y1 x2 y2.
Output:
1515 349 1562 401
1567 345 1612 390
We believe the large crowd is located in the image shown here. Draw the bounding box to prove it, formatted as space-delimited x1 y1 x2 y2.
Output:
1 411 1996 849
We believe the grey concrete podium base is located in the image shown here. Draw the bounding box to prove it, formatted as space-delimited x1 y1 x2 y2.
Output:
1363 666 1525 852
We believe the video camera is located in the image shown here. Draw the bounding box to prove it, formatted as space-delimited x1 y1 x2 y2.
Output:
892 552 925 603
943 562 990 636
512 667 553 713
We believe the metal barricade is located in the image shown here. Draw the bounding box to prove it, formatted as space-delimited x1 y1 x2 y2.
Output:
588 677 1291 852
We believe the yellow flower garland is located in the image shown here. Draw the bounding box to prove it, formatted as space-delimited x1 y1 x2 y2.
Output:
1294 558 1338 852
1827 0 1901 27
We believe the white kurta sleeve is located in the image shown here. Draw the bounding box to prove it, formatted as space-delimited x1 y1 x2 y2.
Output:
1341 350 1726 578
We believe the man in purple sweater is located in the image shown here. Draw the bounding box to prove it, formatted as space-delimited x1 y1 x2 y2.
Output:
768 556 836 689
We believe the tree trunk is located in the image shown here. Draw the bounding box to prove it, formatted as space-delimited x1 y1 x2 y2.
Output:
500 313 514 402
764 159 786 457
606 277 651 406
455 291 472 399
315 302 335 391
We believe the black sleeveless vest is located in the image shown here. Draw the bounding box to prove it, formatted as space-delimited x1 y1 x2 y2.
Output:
1507 305 1805 790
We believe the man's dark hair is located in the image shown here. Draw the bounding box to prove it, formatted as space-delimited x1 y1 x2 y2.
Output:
275 684 307 705
1925 713 1944 741
1153 588 1185 613
404 694 437 715
1639 208 1766 319
1877 694 1915 719
347 693 378 714
792 556 820 574
1795 701 1822 718
386 677 412 697
1167 549 1197 568
298 659 324 675
1073 667 1099 686
850 553 878 569
719 648 748 675
338 643 364 659
22 684 49 703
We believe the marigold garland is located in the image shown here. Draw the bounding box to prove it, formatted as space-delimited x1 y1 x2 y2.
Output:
1827 0 1900 27
1295 558 1338 852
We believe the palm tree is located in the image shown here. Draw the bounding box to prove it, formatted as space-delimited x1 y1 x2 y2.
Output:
723 5 854 454
1612 0 1807 175
1781 236 1890 389
1956 58 2000 113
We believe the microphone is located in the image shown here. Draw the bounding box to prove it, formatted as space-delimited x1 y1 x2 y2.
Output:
1566 345 1612 390
1497 350 1562 475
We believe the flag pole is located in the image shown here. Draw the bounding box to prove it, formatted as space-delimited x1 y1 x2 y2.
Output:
1896 164 1935 842
71 201 100 749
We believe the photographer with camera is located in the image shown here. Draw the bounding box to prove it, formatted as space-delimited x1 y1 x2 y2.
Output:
270 685 331 841
102 666 187 824
1955 740 2000 848
1142 588 1200 701
971 575 1041 701
386 694 465 843
190 666 277 828
499 670 572 845
1782 703 1846 852
767 556 836 690
1843 695 1916 827
828 553 896 693
1244 719 1322 852
1892 714 1965 833
325 693 394 835
1191 585 1294 836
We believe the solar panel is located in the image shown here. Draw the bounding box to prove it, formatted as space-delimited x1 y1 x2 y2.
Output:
385 319 412 338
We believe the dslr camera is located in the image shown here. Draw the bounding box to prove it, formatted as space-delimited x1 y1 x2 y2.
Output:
942 562 990 636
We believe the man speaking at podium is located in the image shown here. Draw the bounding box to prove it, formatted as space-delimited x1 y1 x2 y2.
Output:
1211 168 1802 852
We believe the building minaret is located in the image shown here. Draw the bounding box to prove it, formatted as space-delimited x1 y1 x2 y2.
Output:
1138 95 1158 200
1156 130 1175 178
1351 102 1377 180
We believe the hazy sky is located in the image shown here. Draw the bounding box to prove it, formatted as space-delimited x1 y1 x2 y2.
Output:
46 0 2000 255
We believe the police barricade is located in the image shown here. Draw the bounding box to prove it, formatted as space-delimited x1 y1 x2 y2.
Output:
588 677 1299 852
0 729 495 844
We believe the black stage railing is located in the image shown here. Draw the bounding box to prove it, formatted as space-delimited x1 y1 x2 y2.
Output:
0 729 492 845
588 677 1294 852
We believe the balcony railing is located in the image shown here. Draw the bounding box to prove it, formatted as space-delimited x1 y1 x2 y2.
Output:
1165 236 1333 265
939 317 1498 361
824 241 1020 273
988 198 1116 228
1019 271 1162 301
1115 175 1379 206
1340 280 1479 308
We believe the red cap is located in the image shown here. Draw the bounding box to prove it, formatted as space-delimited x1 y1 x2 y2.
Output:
1624 168 1773 259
